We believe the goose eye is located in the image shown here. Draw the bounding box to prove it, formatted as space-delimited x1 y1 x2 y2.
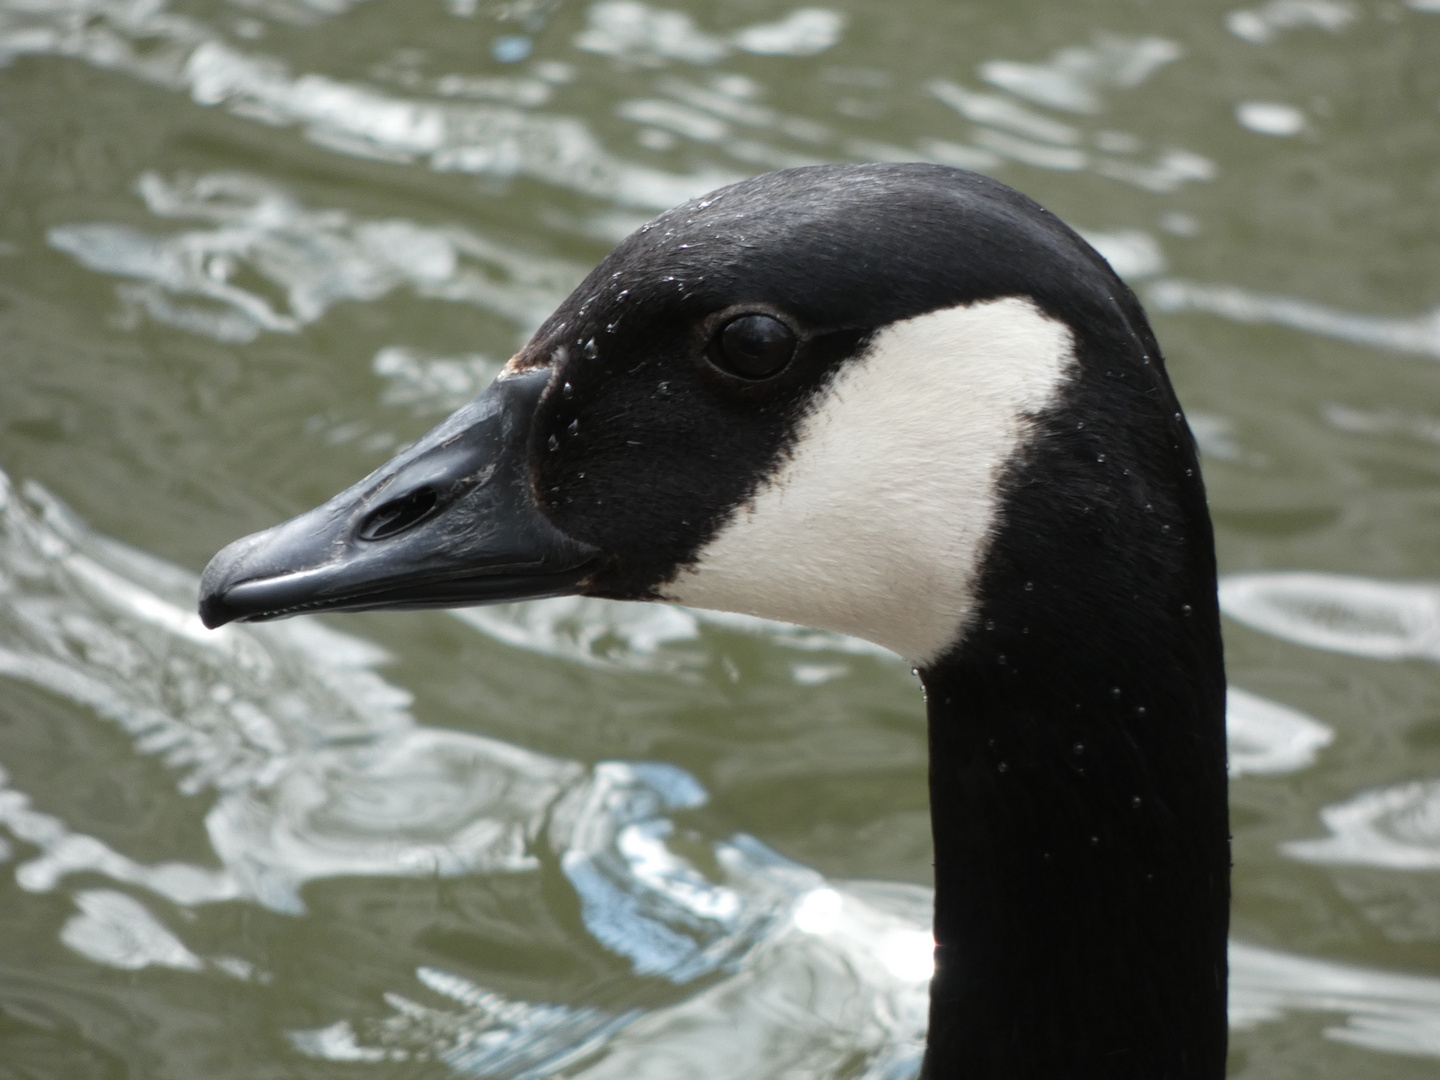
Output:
711 314 796 379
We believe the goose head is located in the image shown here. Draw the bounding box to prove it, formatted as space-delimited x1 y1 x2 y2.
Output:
199 163 1228 1079
200 164 1177 664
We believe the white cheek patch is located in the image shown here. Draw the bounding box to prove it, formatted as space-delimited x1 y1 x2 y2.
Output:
661 296 1075 665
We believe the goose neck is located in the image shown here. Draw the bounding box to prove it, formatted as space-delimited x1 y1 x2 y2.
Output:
916 601 1229 1079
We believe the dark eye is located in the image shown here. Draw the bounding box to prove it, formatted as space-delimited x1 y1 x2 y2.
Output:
709 314 796 379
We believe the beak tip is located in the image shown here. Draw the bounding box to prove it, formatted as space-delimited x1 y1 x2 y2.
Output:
197 593 235 630
198 535 257 629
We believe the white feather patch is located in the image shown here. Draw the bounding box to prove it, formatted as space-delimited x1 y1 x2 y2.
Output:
662 296 1075 664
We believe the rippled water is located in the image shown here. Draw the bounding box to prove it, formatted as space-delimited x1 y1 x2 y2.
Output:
2 0 1440 1076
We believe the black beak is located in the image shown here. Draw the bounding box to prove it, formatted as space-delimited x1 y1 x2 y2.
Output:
198 368 597 629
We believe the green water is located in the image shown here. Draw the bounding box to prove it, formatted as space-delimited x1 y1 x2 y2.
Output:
2 0 1440 1076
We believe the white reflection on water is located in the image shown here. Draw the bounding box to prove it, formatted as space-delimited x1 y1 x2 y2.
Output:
1079 229 1167 279
0 764 240 904
1 469 1440 1072
374 346 504 414
225 0 372 25
926 36 1216 194
1188 411 1244 461
6 0 1424 380
452 595 898 675
0 0 733 209
1226 0 1359 45
455 596 710 672
978 32 1182 114
1148 280 1440 359
1236 100 1307 136
209 727 578 913
62 889 203 972
1287 780 1440 870
293 880 934 1079
575 2 845 66
0 0 1219 222
49 171 582 343
1221 572 1440 661
453 594 1333 776
0 472 584 914
58 887 265 979
927 82 1081 146
622 73 838 172
1230 940 1440 1058
732 8 846 57
553 766 815 983
183 39 738 206
1323 402 1440 446
293 967 641 1073
1227 687 1334 776
295 885 1440 1076
1219 572 1440 869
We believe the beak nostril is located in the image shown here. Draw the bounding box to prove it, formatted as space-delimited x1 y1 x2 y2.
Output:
358 486 440 541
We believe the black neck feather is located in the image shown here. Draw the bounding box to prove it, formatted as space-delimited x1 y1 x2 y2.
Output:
917 320 1228 1079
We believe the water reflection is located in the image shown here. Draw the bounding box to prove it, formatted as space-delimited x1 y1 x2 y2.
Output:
977 32 1183 114
1225 0 1359 46
374 346 505 415
1226 687 1334 777
0 0 730 207
22 0 1437 378
61 888 207 974
5 0 1440 1072
1287 780 1440 870
1230 940 1440 1059
574 3 846 66
2 471 1437 1075
454 596 895 675
1149 281 1440 361
292 969 639 1074
924 34 1216 193
1 0 1223 222
5 0 1434 376
49 171 581 343
928 37 1220 193
1221 572 1440 662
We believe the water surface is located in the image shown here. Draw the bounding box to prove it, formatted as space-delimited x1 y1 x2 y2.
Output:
2 0 1440 1076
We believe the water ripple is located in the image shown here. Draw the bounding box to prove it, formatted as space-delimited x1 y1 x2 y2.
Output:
1221 572 1440 661
294 884 1440 1075
978 32 1183 114
50 170 583 343
553 763 813 982
1287 779 1440 870
927 40 1215 194
293 967 641 1076
0 468 1437 1073
575 2 845 67
0 0 733 209
1230 939 1440 1058
1148 280 1440 359
0 470 581 914
1227 687 1334 777
1226 0 1359 45
454 596 1335 776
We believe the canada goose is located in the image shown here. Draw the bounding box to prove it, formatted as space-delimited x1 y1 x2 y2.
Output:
199 163 1227 1080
